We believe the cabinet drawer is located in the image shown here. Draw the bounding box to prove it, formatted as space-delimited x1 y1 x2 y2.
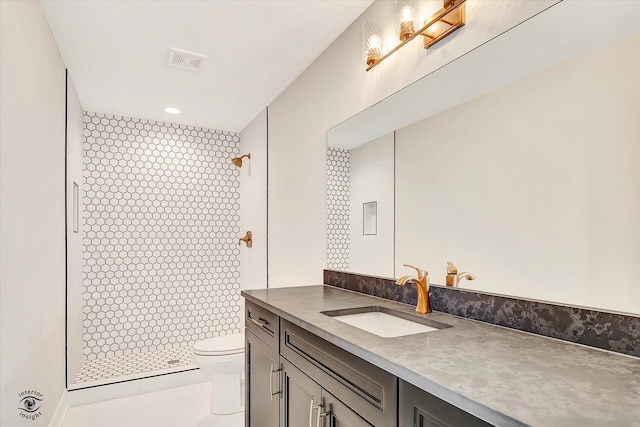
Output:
245 301 279 351
280 319 397 427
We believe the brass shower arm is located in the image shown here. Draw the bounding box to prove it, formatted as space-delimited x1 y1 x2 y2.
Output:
231 153 251 168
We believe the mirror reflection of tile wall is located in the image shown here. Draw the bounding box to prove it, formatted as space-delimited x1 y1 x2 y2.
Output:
326 147 350 271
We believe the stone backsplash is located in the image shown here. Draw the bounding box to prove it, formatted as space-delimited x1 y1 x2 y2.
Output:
324 269 640 358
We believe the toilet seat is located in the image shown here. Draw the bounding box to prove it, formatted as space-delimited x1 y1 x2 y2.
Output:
193 333 244 356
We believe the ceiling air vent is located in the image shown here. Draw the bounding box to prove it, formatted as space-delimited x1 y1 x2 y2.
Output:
168 48 207 71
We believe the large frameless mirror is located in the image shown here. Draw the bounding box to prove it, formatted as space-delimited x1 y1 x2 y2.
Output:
325 1 640 314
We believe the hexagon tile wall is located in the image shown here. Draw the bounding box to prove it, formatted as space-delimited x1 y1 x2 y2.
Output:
326 147 350 271
80 111 241 379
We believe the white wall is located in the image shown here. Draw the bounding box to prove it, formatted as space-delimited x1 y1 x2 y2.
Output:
395 33 640 314
66 74 84 385
239 109 268 306
266 0 557 287
349 133 394 277
0 1 67 425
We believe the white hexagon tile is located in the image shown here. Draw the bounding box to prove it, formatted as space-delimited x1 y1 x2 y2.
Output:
77 111 241 383
326 147 350 271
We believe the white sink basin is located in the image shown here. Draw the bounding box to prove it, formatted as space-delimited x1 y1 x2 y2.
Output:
322 306 451 338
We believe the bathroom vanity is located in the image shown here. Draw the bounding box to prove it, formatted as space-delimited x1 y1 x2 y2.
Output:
243 285 640 427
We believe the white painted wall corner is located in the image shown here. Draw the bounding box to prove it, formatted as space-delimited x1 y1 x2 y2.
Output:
47 391 69 427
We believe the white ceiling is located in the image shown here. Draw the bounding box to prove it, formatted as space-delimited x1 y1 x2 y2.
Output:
40 0 373 132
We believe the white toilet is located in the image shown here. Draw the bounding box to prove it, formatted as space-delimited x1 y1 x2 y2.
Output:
192 333 245 415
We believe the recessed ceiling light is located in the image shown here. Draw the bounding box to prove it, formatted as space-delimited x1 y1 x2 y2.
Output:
164 107 180 114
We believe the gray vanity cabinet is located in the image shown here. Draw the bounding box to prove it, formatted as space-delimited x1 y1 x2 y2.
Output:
245 301 281 427
245 330 280 427
399 380 492 427
246 299 490 427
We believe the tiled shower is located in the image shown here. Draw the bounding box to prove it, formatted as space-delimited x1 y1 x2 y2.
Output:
74 112 242 384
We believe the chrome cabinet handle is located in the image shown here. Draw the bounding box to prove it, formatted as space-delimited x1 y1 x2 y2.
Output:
269 363 281 401
310 401 325 427
248 314 267 328
319 410 329 427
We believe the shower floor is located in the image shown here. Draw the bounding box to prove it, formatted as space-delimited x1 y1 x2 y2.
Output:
73 346 196 386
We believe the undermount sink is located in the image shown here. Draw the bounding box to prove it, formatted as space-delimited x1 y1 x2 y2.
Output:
321 306 452 338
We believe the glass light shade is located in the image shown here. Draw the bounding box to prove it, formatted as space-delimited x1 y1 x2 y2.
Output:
398 4 415 41
362 19 384 66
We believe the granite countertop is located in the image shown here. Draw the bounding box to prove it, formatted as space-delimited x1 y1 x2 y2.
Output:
242 285 640 427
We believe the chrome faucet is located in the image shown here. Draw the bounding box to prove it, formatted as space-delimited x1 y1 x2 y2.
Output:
446 262 476 287
395 264 431 314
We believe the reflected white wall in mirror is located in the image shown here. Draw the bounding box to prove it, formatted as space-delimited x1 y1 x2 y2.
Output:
396 32 640 314
327 133 394 277
351 134 393 276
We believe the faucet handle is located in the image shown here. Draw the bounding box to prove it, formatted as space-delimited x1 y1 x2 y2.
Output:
446 262 457 274
402 264 428 279
446 262 457 286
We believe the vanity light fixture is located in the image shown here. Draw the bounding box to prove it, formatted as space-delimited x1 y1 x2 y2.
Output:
164 107 181 114
365 0 466 71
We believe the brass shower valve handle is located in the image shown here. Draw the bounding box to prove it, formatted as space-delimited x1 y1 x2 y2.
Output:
239 231 253 248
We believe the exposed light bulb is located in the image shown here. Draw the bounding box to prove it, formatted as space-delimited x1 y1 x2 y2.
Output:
400 5 414 23
367 34 382 51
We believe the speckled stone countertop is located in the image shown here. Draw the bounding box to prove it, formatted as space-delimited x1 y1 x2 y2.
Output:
242 286 640 427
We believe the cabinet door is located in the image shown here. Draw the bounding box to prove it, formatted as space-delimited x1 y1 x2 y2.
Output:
280 358 323 427
246 330 280 427
322 391 373 427
399 380 492 427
